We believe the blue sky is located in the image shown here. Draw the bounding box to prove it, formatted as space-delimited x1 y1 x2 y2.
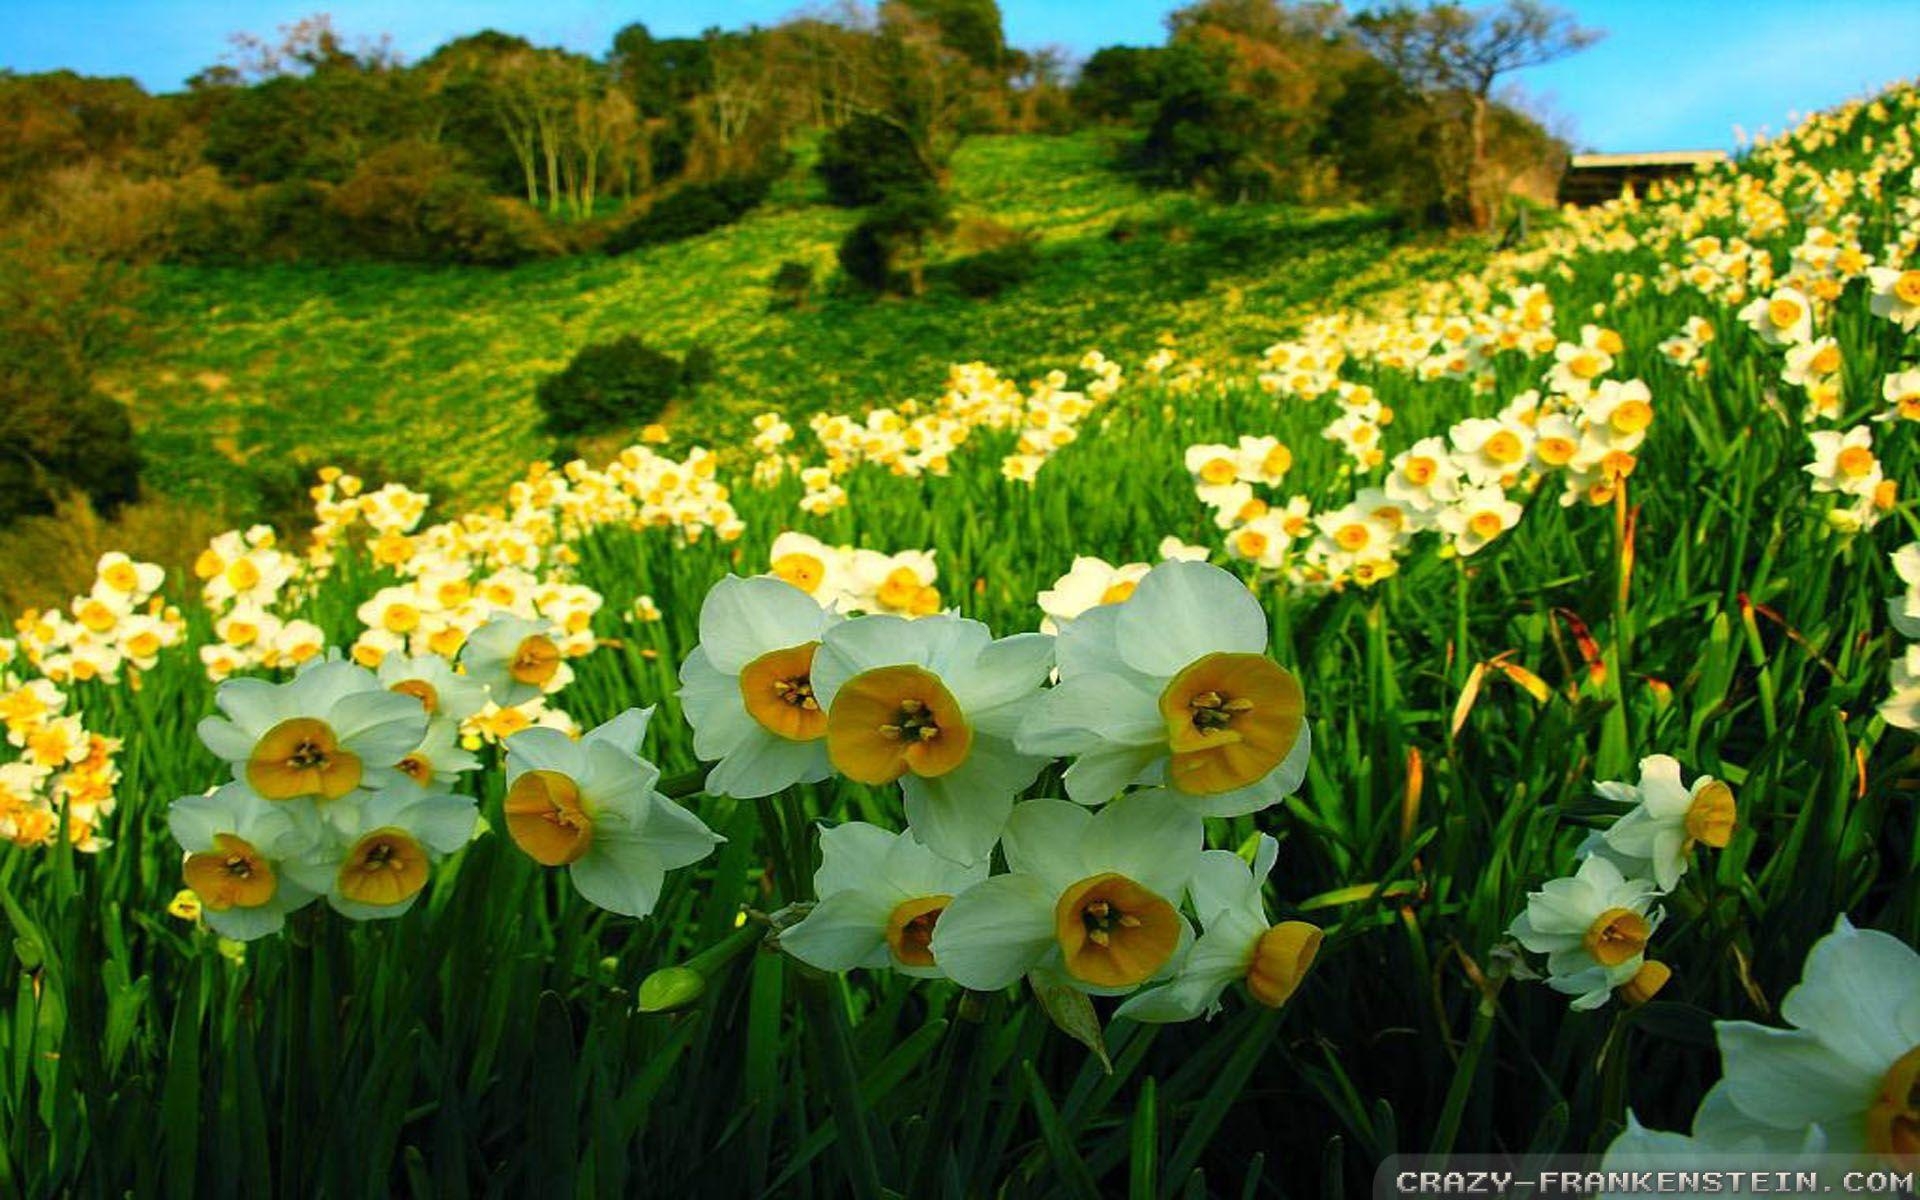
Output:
4 1 1916 151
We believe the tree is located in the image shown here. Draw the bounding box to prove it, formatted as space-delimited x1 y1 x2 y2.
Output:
1353 0 1600 226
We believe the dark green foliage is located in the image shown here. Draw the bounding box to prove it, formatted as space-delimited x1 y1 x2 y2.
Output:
0 240 144 524
943 234 1038 297
889 0 1007 69
325 140 557 266
1137 42 1278 200
603 172 778 255
534 335 709 437
817 115 936 208
768 260 814 309
1071 46 1168 123
0 387 142 524
836 189 952 294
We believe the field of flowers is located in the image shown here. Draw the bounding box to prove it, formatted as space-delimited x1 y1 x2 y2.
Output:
4 81 1920 1197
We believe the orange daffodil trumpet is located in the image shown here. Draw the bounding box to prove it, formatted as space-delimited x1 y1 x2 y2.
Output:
502 709 722 918
929 792 1201 995
808 611 1053 864
677 575 842 799
1113 834 1320 1022
777 822 989 978
1016 560 1309 817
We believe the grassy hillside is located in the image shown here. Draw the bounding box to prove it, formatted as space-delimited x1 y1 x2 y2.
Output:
118 133 1484 510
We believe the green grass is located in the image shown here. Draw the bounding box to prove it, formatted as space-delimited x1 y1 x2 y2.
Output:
121 132 1480 510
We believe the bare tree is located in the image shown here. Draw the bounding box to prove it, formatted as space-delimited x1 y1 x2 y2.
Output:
1354 0 1600 227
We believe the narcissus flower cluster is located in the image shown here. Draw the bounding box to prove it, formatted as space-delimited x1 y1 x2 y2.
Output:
681 560 1325 1023
1509 754 1738 1010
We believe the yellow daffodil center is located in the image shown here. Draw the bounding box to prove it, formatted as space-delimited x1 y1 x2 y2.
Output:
1616 960 1671 1007
1246 920 1321 1007
884 894 951 968
247 717 362 801
1609 400 1653 434
1159 652 1305 796
1334 523 1370 551
1482 430 1525 465
1469 511 1505 539
77 599 116 633
826 665 972 784
1583 907 1650 967
390 678 440 715
771 552 826 594
504 769 594 866
225 558 261 592
1261 444 1292 476
396 753 433 783
1810 344 1842 374
1404 455 1438 485
1837 446 1877 478
182 833 277 911
1867 1045 1920 1162
103 561 139 591
1098 579 1138 605
1897 393 1920 421
1768 297 1803 328
1537 436 1578 465
739 642 826 742
1199 457 1238 485
1053 872 1181 988
1683 781 1736 851
337 827 430 907
1895 271 1920 306
1569 351 1604 380
510 635 561 688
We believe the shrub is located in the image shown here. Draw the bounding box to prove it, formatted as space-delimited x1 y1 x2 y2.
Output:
837 190 952 296
602 172 775 255
817 115 936 207
0 388 143 527
534 335 710 438
945 237 1038 298
768 260 814 310
326 141 556 266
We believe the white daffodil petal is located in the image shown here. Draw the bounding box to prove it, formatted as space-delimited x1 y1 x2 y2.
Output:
779 890 895 972
929 873 1057 991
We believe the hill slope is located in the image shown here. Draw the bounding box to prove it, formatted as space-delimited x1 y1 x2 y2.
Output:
117 133 1484 509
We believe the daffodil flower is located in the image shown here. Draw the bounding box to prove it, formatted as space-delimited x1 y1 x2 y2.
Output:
811 613 1052 864
1016 560 1310 816
678 575 841 799
777 822 989 978
929 791 1201 994
168 782 323 940
196 659 428 802
1599 754 1737 892
1508 855 1663 1010
376 651 491 728
1115 835 1321 1022
284 780 478 920
1710 916 1920 1156
502 708 722 918
460 613 569 708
